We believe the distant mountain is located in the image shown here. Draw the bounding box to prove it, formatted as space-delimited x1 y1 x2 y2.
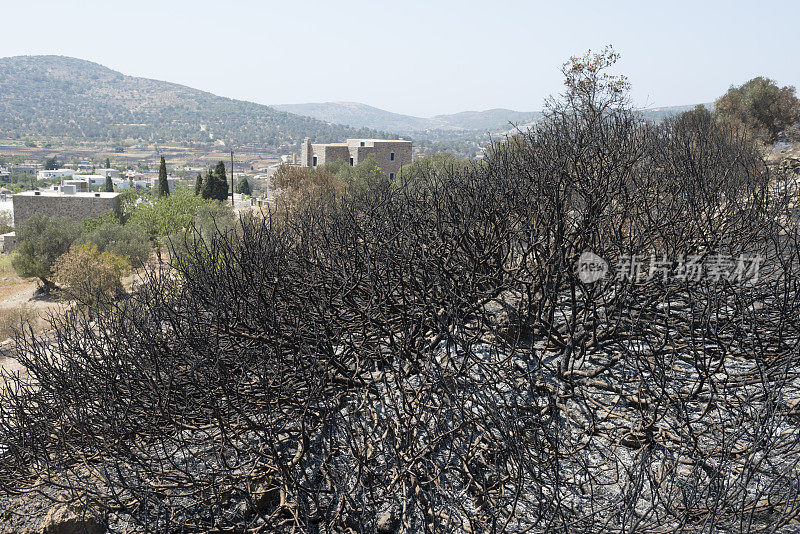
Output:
273 102 541 133
0 56 394 150
275 101 711 135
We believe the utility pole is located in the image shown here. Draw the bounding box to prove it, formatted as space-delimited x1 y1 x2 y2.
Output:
230 149 234 207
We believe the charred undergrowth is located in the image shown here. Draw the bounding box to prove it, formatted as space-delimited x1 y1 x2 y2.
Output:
1 97 800 532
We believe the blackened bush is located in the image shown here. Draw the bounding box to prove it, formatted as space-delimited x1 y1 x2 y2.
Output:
2 50 800 533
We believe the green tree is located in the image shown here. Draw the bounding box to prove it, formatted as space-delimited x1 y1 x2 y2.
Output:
105 157 111 168
194 173 203 195
104 175 114 192
201 166 216 200
212 161 229 201
169 201 237 267
44 156 59 170
236 176 252 196
79 221 151 268
53 243 130 313
12 215 81 289
158 156 170 197
715 77 800 142
129 189 218 240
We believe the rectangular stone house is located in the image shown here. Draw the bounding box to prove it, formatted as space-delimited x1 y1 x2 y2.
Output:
301 138 412 180
13 189 121 229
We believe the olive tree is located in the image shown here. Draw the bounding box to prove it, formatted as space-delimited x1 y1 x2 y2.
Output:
12 214 80 290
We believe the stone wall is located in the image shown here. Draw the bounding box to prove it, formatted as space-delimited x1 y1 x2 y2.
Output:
301 138 313 167
1 232 15 253
321 145 350 166
353 140 412 178
13 193 121 229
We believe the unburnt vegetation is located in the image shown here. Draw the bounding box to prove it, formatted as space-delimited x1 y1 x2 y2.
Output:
1 50 800 533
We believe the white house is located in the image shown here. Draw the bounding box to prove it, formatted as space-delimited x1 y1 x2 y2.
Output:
61 179 92 192
75 175 110 188
38 168 76 181
95 168 120 179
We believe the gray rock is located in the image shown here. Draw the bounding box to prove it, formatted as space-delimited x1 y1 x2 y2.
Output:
376 505 399 533
41 504 105 534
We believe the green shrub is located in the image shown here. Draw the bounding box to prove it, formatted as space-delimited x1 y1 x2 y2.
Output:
79 221 151 268
128 189 223 240
12 215 81 287
53 243 130 310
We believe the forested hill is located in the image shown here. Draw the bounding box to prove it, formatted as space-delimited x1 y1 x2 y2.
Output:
0 55 395 150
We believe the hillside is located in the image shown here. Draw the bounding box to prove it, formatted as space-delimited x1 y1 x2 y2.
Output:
0 56 394 151
274 102 540 132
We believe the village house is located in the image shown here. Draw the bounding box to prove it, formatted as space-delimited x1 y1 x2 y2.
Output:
13 188 121 230
95 168 120 179
81 174 111 188
301 138 412 180
38 168 76 180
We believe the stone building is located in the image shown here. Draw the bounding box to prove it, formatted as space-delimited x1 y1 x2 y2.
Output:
301 138 412 180
13 189 121 229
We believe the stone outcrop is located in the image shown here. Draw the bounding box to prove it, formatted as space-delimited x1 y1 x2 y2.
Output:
41 504 105 534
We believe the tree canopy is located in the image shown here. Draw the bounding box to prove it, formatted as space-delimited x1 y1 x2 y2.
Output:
53 243 129 313
200 162 229 201
715 76 800 142
12 214 81 288
235 176 252 196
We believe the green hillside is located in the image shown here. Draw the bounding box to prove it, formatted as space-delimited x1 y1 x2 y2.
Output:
0 56 395 151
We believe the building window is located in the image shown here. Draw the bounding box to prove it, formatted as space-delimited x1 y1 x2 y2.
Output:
312 156 317 167
389 172 395 180
350 157 354 166
360 142 365 147
390 152 395 161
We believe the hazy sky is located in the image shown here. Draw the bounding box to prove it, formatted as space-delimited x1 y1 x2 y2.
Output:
2 0 798 117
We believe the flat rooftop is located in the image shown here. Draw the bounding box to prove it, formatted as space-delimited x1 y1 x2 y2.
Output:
15 190 119 198
346 138 410 143
311 139 412 147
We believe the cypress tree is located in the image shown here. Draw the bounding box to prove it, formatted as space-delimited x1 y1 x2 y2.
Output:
201 166 215 200
104 176 114 192
158 156 169 197
105 157 111 169
213 161 228 201
194 173 203 195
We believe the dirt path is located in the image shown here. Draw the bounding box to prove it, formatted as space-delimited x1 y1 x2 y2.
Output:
0 280 63 385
